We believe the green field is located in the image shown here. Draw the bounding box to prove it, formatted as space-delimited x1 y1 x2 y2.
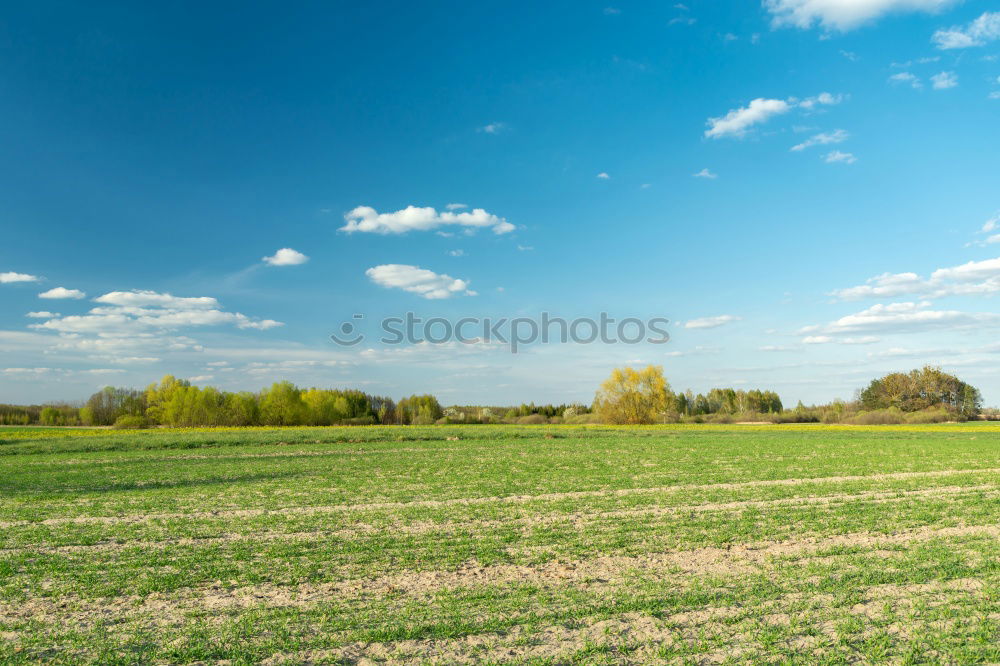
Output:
2 424 1000 664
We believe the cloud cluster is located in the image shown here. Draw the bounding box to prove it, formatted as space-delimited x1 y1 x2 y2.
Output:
765 0 955 32
31 290 282 336
366 264 475 300
832 256 1000 301
933 12 1000 49
340 205 514 235
705 93 842 139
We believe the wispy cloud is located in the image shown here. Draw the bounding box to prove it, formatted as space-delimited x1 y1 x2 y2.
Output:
479 122 507 134
791 128 849 151
683 314 741 329
693 168 718 179
765 0 957 32
930 71 958 89
933 12 1000 49
824 150 857 164
888 72 922 89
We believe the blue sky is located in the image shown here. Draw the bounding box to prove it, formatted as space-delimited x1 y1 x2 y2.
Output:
1 0 999 406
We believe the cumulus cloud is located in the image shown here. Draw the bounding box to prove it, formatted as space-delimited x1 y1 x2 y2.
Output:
340 205 515 235
764 0 956 31
0 272 40 284
365 264 475 300
683 314 741 329
596 172 611 179
693 168 718 179
832 257 1000 301
791 129 849 151
933 12 1000 49
39 287 85 300
25 311 58 318
704 93 842 139
930 71 958 89
824 150 857 164
262 248 309 266
479 122 507 134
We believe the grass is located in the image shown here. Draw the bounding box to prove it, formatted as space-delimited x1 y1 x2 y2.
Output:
1 423 1000 663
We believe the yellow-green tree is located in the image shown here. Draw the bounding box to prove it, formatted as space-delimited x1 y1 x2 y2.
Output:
593 365 672 424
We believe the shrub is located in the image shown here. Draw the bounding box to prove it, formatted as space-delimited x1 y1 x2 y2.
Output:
845 408 904 425
563 413 602 425
903 408 953 424
517 414 548 425
112 415 151 429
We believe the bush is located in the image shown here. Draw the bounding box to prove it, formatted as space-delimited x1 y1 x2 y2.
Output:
564 413 602 425
903 408 954 424
517 414 548 425
112 415 151 429
845 408 904 425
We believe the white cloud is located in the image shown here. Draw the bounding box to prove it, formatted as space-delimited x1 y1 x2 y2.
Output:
26 311 58 318
806 301 1000 335
480 122 507 134
933 12 1000 49
982 215 999 233
791 128 849 151
705 93 842 139
888 72 922 89
603 7 621 15
365 264 475 300
798 92 845 109
824 150 857 164
188 375 214 383
704 98 791 139
39 287 85 300
0 272 40 284
765 0 956 32
445 203 467 210
30 289 282 339
990 91 1000 100
340 205 514 235
930 71 958 89
94 290 218 309
448 249 465 257
832 257 1000 302
693 168 718 179
683 314 741 329
262 248 309 266
596 172 610 179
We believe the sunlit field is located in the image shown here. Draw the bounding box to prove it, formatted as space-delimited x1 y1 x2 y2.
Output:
3 424 1000 664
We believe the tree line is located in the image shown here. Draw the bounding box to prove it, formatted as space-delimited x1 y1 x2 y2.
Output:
0 365 986 428
594 365 984 425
